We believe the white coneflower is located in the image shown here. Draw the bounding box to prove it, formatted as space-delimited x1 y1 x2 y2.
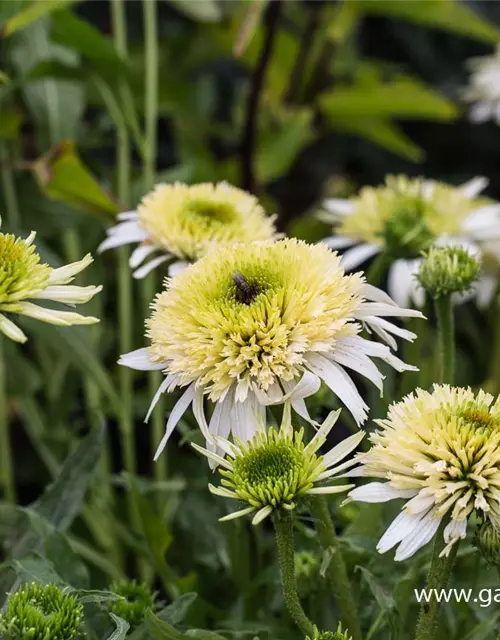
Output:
349 385 500 561
192 404 364 525
0 222 101 343
463 45 500 125
98 181 279 278
120 239 422 459
320 175 500 307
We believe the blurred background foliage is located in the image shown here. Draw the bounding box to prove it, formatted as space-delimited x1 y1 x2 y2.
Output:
2 1 500 639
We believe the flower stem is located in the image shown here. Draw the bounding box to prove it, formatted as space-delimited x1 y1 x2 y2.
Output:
309 496 362 640
0 143 20 228
434 294 454 384
272 510 316 637
0 335 16 502
142 0 167 490
414 523 459 640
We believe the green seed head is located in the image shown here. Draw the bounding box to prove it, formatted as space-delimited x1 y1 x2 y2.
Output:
0 233 51 307
417 245 480 298
381 197 435 259
475 520 500 566
109 580 155 626
0 582 83 640
306 623 353 640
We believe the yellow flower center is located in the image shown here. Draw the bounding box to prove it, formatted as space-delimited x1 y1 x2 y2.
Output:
0 233 51 305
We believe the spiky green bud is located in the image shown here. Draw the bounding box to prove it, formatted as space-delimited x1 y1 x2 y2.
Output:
306 623 353 640
475 520 500 565
109 580 155 626
0 582 83 640
417 245 480 298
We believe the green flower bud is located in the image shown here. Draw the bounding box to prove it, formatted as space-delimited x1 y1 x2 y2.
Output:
417 245 480 298
306 623 353 640
0 582 83 640
109 580 155 626
475 520 500 565
294 551 321 598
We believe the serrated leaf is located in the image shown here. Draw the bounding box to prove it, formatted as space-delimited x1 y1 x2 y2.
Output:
332 117 424 162
157 593 197 626
356 0 500 43
168 0 222 23
33 140 119 218
106 614 130 640
1 0 79 37
319 78 458 121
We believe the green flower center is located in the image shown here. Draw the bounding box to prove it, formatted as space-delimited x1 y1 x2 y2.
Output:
0 233 50 304
235 443 298 485
110 580 154 626
459 406 500 437
379 199 435 259
182 198 238 226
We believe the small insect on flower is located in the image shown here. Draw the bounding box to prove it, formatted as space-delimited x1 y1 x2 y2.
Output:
98 181 279 278
349 385 500 561
0 582 83 640
191 404 364 525
0 220 102 343
320 175 500 308
119 239 422 459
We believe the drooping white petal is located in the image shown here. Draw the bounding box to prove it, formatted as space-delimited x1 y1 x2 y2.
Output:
321 236 357 250
377 510 427 554
460 176 488 199
17 302 99 326
323 199 355 216
354 301 424 320
145 374 178 422
330 347 385 392
153 382 197 460
168 260 190 277
31 285 103 305
349 482 418 504
462 204 500 239
364 316 417 345
191 443 233 471
394 511 442 561
475 274 497 308
118 347 168 371
129 244 159 269
361 283 398 306
117 210 138 221
305 353 368 425
0 313 27 343
219 507 256 522
133 255 169 279
307 484 354 495
47 254 94 286
387 259 419 308
341 243 380 272
439 519 468 557
192 386 215 444
252 505 273 525
470 101 492 123
231 392 264 442
98 221 149 253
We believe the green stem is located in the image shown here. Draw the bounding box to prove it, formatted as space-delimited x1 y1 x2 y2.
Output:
0 143 20 228
365 251 388 287
142 0 167 490
434 294 454 384
0 335 16 502
414 524 459 640
112 0 140 533
309 496 362 640
272 511 316 637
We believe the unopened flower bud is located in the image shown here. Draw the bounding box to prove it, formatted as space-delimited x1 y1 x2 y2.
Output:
417 245 480 298
109 579 155 626
475 520 500 565
306 623 353 640
0 582 83 640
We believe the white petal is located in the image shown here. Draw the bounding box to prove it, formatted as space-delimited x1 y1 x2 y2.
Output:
145 374 178 423
305 353 368 425
117 210 138 221
443 518 467 545
307 484 354 495
460 176 488 199
17 302 98 326
321 236 357 250
129 244 159 269
341 244 380 272
320 430 365 469
133 255 169 279
304 409 342 455
475 274 497 308
231 393 263 442
349 482 417 504
98 221 148 253
252 505 273 525
0 313 27 343
331 346 385 392
470 101 492 123
387 260 417 308
191 443 233 471
354 301 424 320
394 511 441 561
47 254 93 285
364 317 417 344
168 260 190 277
361 283 398 306
377 510 426 554
118 347 168 371
192 386 214 444
153 382 196 460
323 199 355 215
31 285 102 304
219 507 255 522
462 204 500 238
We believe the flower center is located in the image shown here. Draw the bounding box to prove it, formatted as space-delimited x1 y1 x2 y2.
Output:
459 405 500 437
235 443 298 486
0 233 50 303
231 271 264 305
379 199 435 259
182 198 238 226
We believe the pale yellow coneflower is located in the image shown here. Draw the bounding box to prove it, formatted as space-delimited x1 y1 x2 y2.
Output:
349 385 500 560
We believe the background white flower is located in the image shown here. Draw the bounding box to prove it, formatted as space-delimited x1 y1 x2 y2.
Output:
464 44 500 125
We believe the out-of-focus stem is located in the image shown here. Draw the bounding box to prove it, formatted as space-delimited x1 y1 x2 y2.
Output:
0 143 20 228
0 335 16 502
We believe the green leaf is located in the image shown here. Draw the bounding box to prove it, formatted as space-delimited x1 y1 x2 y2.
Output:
256 109 313 183
75 589 123 605
356 0 500 43
1 0 79 37
9 19 85 148
51 11 127 68
157 593 198 626
167 0 222 23
11 552 65 585
319 77 458 121
106 614 131 640
332 117 424 162
45 530 90 589
185 632 227 640
145 610 185 640
33 140 119 218
357 566 396 612
0 107 23 139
